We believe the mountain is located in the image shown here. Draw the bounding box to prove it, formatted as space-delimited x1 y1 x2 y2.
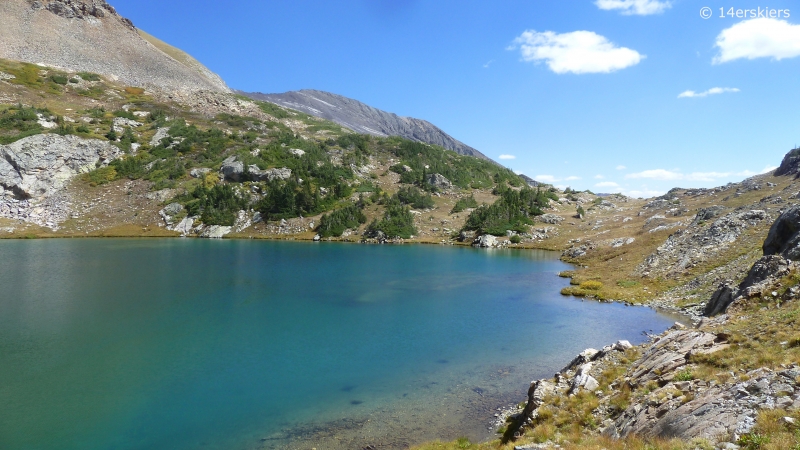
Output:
0 0 229 93
241 89 492 162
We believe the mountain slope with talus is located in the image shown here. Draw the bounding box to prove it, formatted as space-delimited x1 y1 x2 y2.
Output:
242 89 493 162
0 0 229 94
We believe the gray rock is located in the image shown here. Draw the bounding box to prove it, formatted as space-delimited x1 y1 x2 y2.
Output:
705 283 739 317
150 127 170 147
248 166 292 182
111 116 141 133
0 134 121 200
233 210 251 232
473 234 498 248
763 206 800 260
425 173 452 190
220 156 244 182
173 216 195 236
313 234 321 242
774 148 800 176
537 214 563 225
200 225 231 239
458 230 475 242
693 205 726 225
189 167 211 178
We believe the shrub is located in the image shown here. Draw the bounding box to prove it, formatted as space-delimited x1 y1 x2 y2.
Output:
366 197 417 239
317 203 367 237
450 195 478 214
675 369 694 381
82 166 117 186
580 280 603 290
396 186 434 209
184 184 250 226
510 235 522 244
77 72 101 81
462 186 555 236
50 75 68 85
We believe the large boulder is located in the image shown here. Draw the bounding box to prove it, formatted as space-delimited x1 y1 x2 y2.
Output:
692 205 725 225
0 134 121 200
425 173 452 190
219 156 244 182
763 205 800 259
704 283 738 317
473 234 498 248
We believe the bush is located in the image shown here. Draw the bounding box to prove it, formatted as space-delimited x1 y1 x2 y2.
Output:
184 184 250 226
396 186 434 209
580 280 603 290
462 186 556 236
510 235 522 244
50 75 68 85
450 195 478 214
366 197 417 239
317 203 367 237
82 166 117 186
77 72 101 82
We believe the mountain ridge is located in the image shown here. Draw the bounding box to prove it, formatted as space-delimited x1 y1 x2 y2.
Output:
241 89 493 162
0 0 229 94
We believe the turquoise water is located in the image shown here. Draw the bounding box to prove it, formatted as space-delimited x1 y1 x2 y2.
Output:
0 239 680 449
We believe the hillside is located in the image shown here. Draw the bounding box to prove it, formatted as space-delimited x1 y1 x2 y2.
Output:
242 89 493 161
0 0 229 94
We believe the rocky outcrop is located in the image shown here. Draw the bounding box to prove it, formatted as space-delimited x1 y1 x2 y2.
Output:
610 366 800 443
219 157 292 183
425 173 452 190
473 234 498 248
241 89 493 162
774 148 800 177
0 0 229 93
537 214 563 225
637 210 768 278
763 205 800 259
0 134 121 200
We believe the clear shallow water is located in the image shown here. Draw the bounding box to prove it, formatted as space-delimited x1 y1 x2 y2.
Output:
0 239 681 450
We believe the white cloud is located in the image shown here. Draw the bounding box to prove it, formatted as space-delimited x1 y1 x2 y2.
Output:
616 165 627 170
625 169 683 180
595 0 672 15
595 174 605 179
714 18 800 64
499 154 516 160
564 176 581 181
678 87 740 98
761 165 778 174
535 175 557 183
509 30 644 74
622 188 665 199
595 181 620 188
483 59 494 68
625 168 774 182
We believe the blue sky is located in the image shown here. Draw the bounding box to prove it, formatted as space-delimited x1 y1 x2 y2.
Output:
112 0 799 197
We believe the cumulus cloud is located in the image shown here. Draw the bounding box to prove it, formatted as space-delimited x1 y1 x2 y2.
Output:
535 174 581 183
595 181 620 188
678 87 740 98
714 18 800 64
622 188 666 199
625 168 772 182
498 154 516 160
535 175 558 183
509 30 644 74
595 0 672 15
595 174 605 179
616 165 627 170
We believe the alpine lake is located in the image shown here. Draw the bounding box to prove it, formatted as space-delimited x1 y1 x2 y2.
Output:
0 239 685 449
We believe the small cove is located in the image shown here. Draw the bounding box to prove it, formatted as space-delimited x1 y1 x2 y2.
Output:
0 239 685 449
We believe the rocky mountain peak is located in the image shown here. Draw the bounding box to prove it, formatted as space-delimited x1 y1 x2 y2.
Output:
30 0 134 28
